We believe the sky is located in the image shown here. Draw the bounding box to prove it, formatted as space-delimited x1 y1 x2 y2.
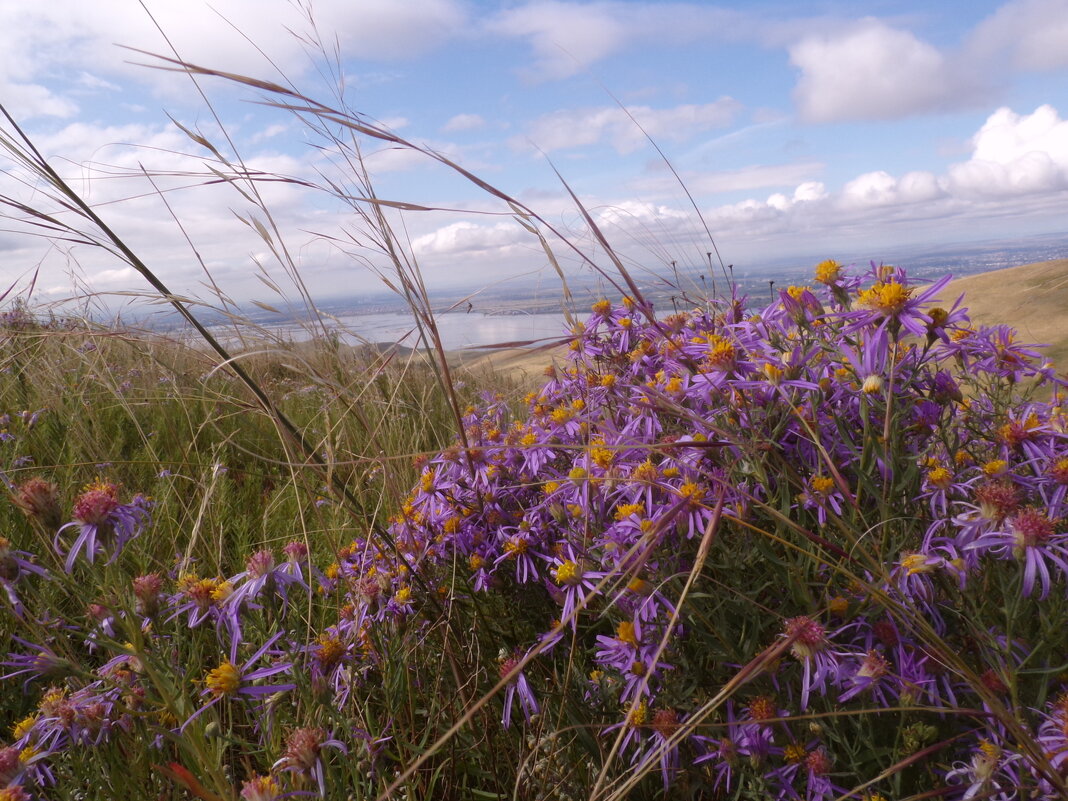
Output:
0 0 1066 309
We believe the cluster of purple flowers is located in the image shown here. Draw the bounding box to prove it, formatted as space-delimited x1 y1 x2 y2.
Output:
315 259 1068 798
3 258 1068 799
0 533 341 799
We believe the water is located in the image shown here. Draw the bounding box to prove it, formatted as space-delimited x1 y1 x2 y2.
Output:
226 310 573 351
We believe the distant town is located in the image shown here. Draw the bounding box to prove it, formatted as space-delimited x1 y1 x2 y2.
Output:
143 230 1068 341
309 230 1068 320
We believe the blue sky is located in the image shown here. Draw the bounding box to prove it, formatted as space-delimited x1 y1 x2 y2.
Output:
0 0 1066 306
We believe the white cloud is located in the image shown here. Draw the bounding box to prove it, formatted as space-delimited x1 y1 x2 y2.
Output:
442 113 486 133
947 105 1068 197
842 171 898 207
693 105 1068 245
516 100 741 154
411 221 530 258
0 0 467 111
968 0 1068 72
793 181 827 202
249 123 288 144
789 20 967 123
486 1 749 81
75 71 121 92
593 200 690 228
486 2 633 80
0 81 78 119
839 170 945 209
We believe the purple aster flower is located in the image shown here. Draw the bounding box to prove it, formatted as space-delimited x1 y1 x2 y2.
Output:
634 707 689 790
603 697 651 757
1033 694 1068 795
53 482 151 572
548 553 602 628
499 651 539 729
183 631 294 731
844 267 952 339
272 726 347 798
224 548 309 612
837 649 893 705
943 737 1023 801
239 775 282 801
1 637 72 688
781 616 845 710
0 536 49 618
965 506 1068 598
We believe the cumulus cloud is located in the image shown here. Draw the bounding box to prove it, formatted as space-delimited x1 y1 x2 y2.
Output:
947 105 1068 197
698 104 1068 244
968 0 1068 72
793 181 827 202
516 99 741 154
486 1 749 81
411 221 530 258
0 0 466 111
839 170 945 209
789 20 971 123
0 81 78 119
488 2 629 80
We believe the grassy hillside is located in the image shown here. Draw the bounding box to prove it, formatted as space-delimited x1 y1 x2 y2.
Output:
470 258 1068 385
939 258 1068 370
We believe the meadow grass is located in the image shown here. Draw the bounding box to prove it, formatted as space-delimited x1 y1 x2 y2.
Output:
1 45 1068 801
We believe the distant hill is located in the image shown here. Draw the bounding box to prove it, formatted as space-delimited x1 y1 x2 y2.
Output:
937 258 1068 372
464 259 1068 386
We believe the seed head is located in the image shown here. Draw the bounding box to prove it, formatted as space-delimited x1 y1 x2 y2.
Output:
283 727 326 772
784 616 827 660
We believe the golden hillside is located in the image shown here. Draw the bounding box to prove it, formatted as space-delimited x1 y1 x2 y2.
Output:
936 258 1068 372
463 258 1068 385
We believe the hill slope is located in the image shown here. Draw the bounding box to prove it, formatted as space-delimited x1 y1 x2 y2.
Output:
462 258 1068 384
937 258 1068 371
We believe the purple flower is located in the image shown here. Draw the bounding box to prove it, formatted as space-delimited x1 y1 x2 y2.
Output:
965 507 1068 598
54 482 151 572
780 616 843 710
273 726 347 797
0 536 49 617
499 651 539 729
845 266 952 339
183 631 294 731
943 737 1023 801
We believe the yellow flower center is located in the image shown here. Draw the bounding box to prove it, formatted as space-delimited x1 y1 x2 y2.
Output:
927 467 953 489
589 443 615 469
901 552 935 575
553 560 582 586
810 475 835 494
12 715 37 740
857 280 913 316
626 699 648 727
814 259 841 285
615 503 645 520
205 660 242 697
983 459 1008 476
617 621 638 646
